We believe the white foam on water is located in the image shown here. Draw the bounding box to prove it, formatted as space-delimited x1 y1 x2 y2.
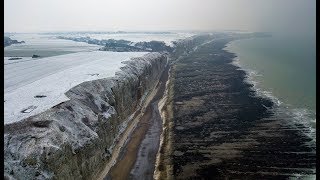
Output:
224 42 316 141
288 108 316 140
289 174 316 180
228 54 283 107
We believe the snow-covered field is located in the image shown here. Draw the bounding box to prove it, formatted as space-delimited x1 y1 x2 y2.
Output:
56 32 195 46
4 57 33 65
4 33 101 57
4 32 194 57
4 51 148 124
4 31 193 124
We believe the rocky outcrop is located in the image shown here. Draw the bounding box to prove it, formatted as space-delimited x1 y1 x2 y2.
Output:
32 54 41 58
169 35 315 179
4 52 168 180
4 36 25 47
56 36 173 52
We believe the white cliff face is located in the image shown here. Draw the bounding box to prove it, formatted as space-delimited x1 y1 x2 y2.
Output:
4 52 168 180
4 51 148 124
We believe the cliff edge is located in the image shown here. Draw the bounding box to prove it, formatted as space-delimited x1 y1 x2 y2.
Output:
4 52 168 180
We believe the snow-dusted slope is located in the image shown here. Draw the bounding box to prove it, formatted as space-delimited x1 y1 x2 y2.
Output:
4 33 101 57
4 52 168 180
4 57 33 65
61 32 195 46
4 51 147 124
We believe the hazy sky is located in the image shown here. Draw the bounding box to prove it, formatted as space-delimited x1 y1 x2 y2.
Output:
4 0 316 35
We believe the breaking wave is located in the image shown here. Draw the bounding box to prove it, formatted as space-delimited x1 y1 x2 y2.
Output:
225 46 316 141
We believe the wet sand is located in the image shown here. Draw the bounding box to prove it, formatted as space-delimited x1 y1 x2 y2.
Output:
104 65 169 180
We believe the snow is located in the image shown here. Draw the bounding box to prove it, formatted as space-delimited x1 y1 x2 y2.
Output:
4 51 148 124
3 32 186 125
59 32 195 46
4 33 101 57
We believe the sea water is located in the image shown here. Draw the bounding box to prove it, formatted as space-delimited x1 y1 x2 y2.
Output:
225 34 316 136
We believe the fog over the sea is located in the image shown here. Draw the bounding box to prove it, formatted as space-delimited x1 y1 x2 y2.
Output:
4 0 315 36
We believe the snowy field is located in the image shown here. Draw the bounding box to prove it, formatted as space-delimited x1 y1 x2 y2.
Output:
3 31 193 124
4 33 101 57
55 32 195 46
4 32 194 57
4 57 33 65
4 51 148 124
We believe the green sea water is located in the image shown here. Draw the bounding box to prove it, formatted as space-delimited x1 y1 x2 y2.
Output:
226 34 316 129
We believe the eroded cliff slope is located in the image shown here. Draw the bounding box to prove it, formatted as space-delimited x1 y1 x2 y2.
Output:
4 52 168 180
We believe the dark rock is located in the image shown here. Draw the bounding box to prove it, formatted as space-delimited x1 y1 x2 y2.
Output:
32 120 52 128
32 55 40 58
4 36 25 47
34 95 47 98
8 57 22 60
59 125 66 132
56 36 173 52
170 34 315 179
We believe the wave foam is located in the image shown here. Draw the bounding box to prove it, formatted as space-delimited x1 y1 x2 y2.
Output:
225 44 316 140
229 55 283 107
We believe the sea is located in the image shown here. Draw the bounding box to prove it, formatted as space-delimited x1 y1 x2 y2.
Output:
225 34 316 139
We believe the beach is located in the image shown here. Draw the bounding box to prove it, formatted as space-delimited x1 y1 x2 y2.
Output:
166 36 316 179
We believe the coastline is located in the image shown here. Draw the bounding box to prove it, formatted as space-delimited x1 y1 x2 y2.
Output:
224 40 316 141
4 33 315 179
167 36 316 178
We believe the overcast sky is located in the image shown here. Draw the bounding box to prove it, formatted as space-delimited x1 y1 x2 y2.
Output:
4 0 316 36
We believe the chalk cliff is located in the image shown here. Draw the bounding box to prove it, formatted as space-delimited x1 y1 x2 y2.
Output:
4 52 168 180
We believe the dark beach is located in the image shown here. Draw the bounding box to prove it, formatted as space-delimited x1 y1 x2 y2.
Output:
102 34 316 180
168 36 316 179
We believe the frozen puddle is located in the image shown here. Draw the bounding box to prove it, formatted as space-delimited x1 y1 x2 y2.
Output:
4 51 148 124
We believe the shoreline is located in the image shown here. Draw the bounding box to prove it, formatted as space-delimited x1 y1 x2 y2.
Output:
4 33 315 179
168 36 316 178
223 40 316 140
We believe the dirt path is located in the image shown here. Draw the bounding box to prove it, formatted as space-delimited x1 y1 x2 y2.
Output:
129 100 162 180
104 65 169 180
